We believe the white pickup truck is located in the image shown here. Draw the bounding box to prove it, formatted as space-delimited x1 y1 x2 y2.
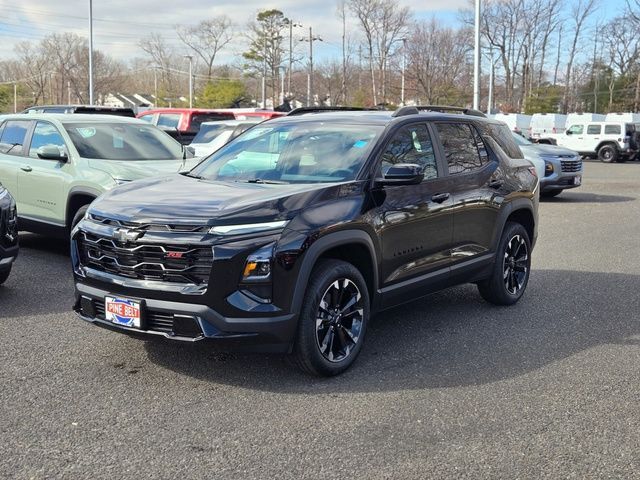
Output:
545 120 639 163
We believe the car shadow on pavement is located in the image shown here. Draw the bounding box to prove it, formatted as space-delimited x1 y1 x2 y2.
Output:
144 269 640 393
0 233 72 318
542 192 635 203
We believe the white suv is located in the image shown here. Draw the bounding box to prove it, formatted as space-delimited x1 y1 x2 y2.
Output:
547 121 639 163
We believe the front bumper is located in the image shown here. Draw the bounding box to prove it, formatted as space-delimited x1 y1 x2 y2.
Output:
74 282 298 353
540 157 583 192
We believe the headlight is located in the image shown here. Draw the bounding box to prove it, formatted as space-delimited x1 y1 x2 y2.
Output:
209 220 289 236
242 244 275 282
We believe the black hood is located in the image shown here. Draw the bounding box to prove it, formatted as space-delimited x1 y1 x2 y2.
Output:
90 174 346 225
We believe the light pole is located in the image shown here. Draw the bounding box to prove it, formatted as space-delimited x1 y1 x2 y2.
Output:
473 0 481 110
88 0 94 105
301 27 322 107
183 55 193 108
487 53 495 115
400 38 407 106
13 83 17 113
285 19 302 97
278 66 286 106
153 65 160 107
261 33 267 109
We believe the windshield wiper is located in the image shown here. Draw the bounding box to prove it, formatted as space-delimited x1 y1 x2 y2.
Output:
245 178 289 185
182 172 205 179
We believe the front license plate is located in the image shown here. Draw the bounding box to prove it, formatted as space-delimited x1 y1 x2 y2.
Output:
105 296 141 328
574 175 582 186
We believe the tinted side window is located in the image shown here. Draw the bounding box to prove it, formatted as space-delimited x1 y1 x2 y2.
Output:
485 123 522 159
0 120 30 155
587 124 601 135
605 124 621 135
138 114 154 123
191 114 234 130
436 123 485 175
568 124 584 134
380 124 438 180
29 121 67 158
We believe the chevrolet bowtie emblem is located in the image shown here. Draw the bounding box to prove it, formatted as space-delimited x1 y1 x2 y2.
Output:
113 228 143 243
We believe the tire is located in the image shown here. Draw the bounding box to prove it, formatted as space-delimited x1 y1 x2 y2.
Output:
0 267 11 286
541 189 562 198
598 144 618 163
292 259 370 376
477 222 531 306
71 205 89 230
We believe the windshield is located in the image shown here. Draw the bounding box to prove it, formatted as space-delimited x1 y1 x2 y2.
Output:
511 132 532 146
190 123 382 184
191 123 232 144
65 122 183 160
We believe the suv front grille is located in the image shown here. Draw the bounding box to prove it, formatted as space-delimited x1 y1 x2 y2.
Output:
77 231 214 285
560 158 582 172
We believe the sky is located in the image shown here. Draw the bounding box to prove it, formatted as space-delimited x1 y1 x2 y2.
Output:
0 0 632 76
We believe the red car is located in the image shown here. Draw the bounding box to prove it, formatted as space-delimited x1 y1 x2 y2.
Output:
137 108 235 144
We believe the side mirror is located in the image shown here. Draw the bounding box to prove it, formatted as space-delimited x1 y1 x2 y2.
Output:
185 146 195 157
37 145 68 162
566 130 572 135
376 163 424 187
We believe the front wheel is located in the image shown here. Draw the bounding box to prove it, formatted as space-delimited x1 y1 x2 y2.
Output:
598 145 618 163
477 222 531 306
292 259 370 376
0 267 11 286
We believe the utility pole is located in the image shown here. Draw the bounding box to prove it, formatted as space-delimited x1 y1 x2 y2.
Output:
488 54 495 115
473 0 481 110
184 55 193 108
67 80 71 105
153 66 158 107
88 0 94 105
301 27 322 107
400 38 407 106
261 33 267 109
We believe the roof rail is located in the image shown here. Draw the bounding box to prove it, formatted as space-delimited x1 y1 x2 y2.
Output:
392 105 487 118
287 106 380 116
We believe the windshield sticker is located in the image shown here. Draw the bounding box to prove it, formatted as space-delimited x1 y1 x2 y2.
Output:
353 140 368 148
113 135 124 149
76 127 96 138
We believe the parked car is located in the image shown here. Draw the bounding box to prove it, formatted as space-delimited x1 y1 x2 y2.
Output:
23 105 136 117
213 109 285 121
0 114 199 237
136 108 235 144
545 121 639 162
190 119 261 157
512 132 582 198
0 182 18 285
72 105 539 376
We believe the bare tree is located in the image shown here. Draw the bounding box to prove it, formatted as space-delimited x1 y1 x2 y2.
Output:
561 0 599 113
176 17 233 81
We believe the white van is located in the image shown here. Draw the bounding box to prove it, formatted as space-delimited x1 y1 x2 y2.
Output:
605 113 640 123
565 113 605 128
530 113 567 138
493 113 532 136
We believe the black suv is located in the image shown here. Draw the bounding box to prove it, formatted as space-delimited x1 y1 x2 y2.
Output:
72 106 539 376
0 182 18 285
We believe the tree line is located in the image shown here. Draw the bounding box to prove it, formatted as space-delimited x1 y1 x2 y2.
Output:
0 0 639 113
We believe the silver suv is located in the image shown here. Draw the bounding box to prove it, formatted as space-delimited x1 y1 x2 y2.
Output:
512 133 583 198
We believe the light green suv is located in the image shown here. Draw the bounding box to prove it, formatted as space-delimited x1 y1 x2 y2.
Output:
0 114 200 236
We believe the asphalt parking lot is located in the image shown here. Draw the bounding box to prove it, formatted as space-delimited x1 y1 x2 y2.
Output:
1 161 640 479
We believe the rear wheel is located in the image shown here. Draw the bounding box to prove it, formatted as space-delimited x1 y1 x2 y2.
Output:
541 189 562 198
478 222 531 306
0 267 11 286
598 144 618 163
292 259 370 376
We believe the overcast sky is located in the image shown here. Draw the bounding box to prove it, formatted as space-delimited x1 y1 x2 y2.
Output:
0 0 629 72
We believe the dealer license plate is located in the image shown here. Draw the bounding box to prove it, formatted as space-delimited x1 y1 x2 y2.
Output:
574 175 582 186
105 296 141 328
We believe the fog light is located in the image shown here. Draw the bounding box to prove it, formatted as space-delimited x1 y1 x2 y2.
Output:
544 162 554 177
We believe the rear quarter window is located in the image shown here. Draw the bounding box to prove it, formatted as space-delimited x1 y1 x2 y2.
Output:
605 125 621 135
482 123 523 159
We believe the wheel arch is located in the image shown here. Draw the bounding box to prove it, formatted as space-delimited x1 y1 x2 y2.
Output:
491 199 537 252
66 187 101 228
290 230 379 314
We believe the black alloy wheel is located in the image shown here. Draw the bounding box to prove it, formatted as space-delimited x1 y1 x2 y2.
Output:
503 234 528 295
315 278 364 363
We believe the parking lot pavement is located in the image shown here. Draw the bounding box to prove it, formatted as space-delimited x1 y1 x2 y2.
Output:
1 161 640 479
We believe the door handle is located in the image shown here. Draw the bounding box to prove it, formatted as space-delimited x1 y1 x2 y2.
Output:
21 165 33 172
488 179 503 189
431 192 450 203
